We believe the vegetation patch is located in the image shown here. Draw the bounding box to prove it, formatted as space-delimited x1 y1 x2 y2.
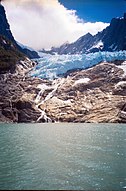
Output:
0 35 24 73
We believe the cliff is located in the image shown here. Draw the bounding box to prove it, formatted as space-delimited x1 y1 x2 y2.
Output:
0 4 39 59
0 35 42 122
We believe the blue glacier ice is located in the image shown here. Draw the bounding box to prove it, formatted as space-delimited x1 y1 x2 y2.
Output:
30 51 126 79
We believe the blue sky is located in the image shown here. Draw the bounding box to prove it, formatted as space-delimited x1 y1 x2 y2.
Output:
59 0 125 22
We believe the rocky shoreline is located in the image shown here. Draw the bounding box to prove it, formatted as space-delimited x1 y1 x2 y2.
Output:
0 60 126 123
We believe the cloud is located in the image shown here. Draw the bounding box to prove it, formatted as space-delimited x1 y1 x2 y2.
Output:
3 0 109 50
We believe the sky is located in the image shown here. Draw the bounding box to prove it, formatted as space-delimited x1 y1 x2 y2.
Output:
59 0 125 22
2 0 125 50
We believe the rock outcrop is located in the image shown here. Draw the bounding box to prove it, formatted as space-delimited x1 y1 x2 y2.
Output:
0 32 42 123
0 59 43 123
36 62 126 123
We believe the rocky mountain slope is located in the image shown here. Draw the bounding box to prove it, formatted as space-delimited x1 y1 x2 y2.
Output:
0 35 24 73
0 25 41 122
0 63 42 123
0 59 126 123
44 13 126 55
35 61 126 123
0 4 39 59
0 35 42 122
0 30 125 123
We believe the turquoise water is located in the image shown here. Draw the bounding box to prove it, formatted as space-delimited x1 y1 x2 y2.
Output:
0 123 125 190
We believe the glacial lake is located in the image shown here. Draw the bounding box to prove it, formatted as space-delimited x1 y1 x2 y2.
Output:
0 123 125 190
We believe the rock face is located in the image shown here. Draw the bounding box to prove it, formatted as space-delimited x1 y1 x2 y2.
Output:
0 60 126 123
45 14 126 55
0 59 43 123
0 4 39 59
36 62 126 123
0 4 42 122
0 5 14 42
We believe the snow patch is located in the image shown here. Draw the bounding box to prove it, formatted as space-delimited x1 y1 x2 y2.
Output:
50 96 72 106
115 81 126 89
74 78 90 86
117 61 126 76
92 40 104 49
3 40 7 44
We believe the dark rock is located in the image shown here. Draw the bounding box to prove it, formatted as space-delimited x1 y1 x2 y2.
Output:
0 4 39 59
18 109 40 123
2 107 18 122
0 69 42 123
18 47 40 59
16 100 32 110
118 102 126 122
0 5 14 42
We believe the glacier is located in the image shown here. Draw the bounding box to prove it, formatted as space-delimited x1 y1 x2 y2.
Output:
30 51 126 79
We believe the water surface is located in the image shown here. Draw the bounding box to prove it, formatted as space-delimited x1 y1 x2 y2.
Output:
0 123 125 190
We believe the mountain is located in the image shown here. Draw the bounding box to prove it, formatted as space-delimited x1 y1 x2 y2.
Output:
0 35 24 73
0 32 42 122
0 59 126 123
0 3 125 123
0 4 42 122
29 61 126 123
0 4 14 42
0 4 39 59
45 13 126 55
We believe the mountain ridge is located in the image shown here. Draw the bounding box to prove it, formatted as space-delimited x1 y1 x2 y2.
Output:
42 14 126 55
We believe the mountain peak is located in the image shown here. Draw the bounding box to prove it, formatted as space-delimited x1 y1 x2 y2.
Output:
48 14 126 55
86 32 92 36
0 4 15 42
